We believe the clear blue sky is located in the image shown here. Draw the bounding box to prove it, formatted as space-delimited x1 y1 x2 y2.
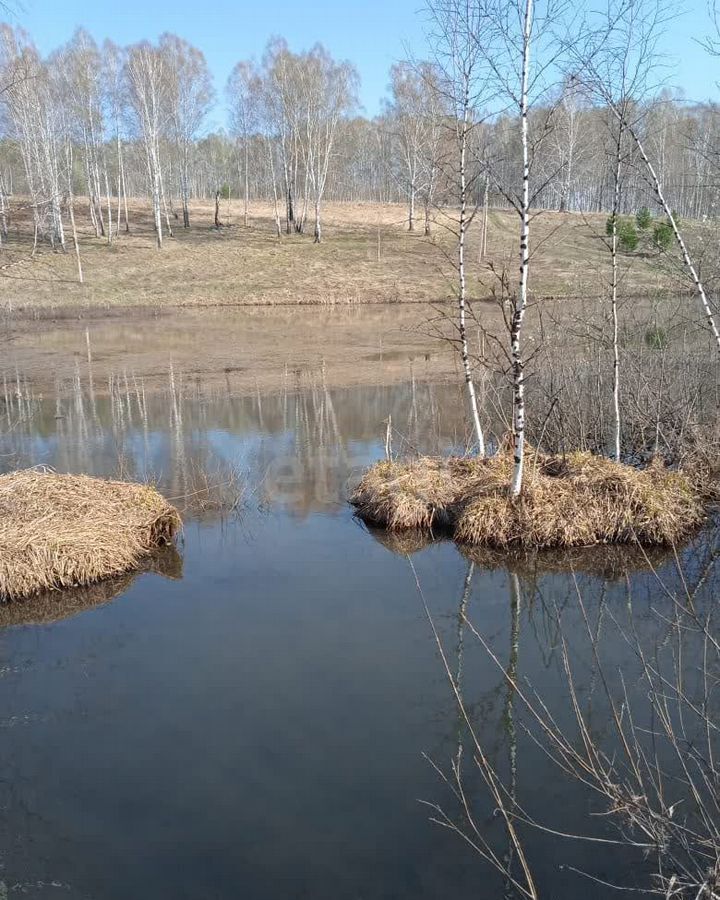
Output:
9 0 717 129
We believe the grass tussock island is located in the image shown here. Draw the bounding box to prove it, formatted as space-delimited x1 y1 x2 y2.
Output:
350 449 707 549
0 470 181 601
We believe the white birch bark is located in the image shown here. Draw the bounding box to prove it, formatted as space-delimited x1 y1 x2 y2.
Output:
510 0 534 498
459 79 485 455
609 121 623 462
623 119 720 354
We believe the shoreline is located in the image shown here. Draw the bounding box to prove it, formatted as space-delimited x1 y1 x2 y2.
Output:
0 285 694 323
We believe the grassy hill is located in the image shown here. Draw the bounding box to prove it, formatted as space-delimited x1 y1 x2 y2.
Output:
0 198 705 312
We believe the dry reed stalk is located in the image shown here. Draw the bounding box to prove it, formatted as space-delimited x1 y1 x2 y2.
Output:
0 469 181 601
350 449 705 548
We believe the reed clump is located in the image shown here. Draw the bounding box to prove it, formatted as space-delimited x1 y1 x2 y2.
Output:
349 457 457 531
0 469 181 601
350 449 705 548
0 545 183 628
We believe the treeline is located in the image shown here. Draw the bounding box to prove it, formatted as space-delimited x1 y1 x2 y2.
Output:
0 23 718 250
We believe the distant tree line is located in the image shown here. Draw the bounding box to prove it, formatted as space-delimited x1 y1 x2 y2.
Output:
0 23 719 250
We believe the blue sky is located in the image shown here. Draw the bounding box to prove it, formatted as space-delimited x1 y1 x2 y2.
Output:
10 0 717 129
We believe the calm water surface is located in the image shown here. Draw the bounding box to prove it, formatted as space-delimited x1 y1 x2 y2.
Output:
0 360 717 899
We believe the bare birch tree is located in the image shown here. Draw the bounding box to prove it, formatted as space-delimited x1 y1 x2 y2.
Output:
573 0 720 355
425 0 492 454
471 0 571 494
298 45 358 243
125 41 170 249
387 62 433 232
161 33 213 229
104 40 130 235
54 30 111 241
0 25 64 248
226 60 259 227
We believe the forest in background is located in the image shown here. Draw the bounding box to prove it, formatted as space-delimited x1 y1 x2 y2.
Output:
0 22 718 251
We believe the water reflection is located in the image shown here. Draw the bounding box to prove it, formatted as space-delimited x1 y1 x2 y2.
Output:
1 367 720 900
0 546 182 628
0 365 466 518
415 522 720 898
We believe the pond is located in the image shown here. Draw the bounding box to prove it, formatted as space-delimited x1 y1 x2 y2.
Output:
0 315 718 900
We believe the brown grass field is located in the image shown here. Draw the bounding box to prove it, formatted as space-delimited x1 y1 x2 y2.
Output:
0 197 697 311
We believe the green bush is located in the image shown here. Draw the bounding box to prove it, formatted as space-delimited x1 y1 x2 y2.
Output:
645 325 669 350
618 219 638 252
635 207 652 229
218 183 231 200
653 221 673 251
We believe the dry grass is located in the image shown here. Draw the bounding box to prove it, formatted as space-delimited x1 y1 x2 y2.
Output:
0 545 182 627
350 457 458 531
0 198 699 311
351 449 705 548
0 469 181 600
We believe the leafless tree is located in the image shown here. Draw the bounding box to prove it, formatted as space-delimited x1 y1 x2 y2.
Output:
226 60 259 227
161 33 213 229
0 25 65 248
423 0 495 454
572 0 720 355
125 40 171 248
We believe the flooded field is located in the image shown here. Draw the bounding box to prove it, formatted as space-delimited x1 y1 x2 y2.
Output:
0 309 718 899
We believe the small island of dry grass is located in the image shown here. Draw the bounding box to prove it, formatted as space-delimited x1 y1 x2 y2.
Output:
0 470 181 601
350 449 706 549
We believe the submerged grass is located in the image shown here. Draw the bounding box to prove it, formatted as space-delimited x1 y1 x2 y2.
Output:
0 469 181 600
350 449 706 549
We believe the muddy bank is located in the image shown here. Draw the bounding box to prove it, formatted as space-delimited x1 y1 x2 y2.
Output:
1 304 475 396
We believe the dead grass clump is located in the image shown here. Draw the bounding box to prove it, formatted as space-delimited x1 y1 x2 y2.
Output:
352 450 704 548
0 545 183 628
349 458 458 531
0 469 181 601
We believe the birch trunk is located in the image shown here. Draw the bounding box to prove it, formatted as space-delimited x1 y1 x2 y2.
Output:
159 168 173 238
68 194 83 283
0 183 6 247
623 119 720 354
480 171 489 262
151 164 163 249
103 164 113 246
510 0 533 499
458 82 485 455
286 185 293 234
609 122 623 462
181 169 190 228
116 126 129 234
314 197 322 243
268 140 282 238
244 138 249 227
